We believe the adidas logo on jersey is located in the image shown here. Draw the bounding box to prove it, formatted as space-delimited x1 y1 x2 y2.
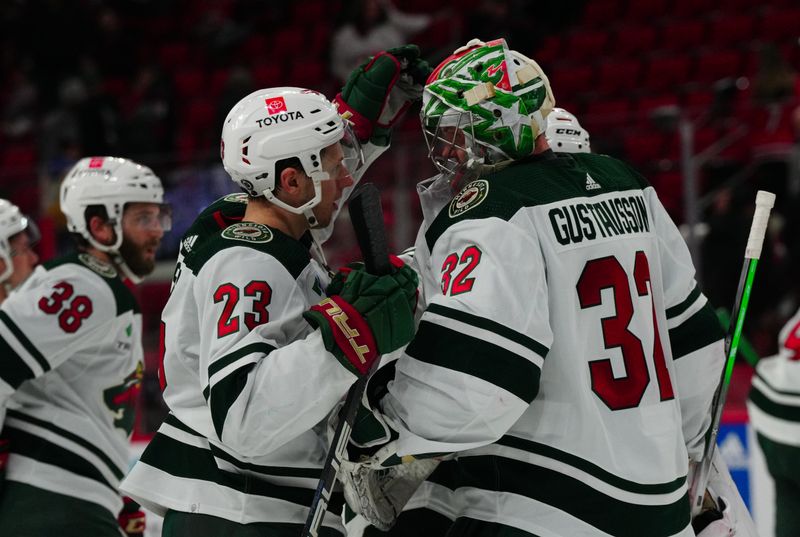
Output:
183 234 198 253
585 174 601 191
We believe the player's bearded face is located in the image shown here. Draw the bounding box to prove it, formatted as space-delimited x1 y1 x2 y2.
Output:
120 203 168 277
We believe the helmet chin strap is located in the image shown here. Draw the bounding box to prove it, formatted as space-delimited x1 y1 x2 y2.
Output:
84 225 143 283
113 253 143 284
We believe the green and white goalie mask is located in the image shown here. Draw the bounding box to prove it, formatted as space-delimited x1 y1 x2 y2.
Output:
421 38 555 190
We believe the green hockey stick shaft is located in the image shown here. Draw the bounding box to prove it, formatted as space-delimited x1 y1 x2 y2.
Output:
689 190 775 516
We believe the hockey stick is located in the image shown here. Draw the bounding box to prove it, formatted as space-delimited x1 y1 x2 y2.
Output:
302 183 391 537
688 190 775 517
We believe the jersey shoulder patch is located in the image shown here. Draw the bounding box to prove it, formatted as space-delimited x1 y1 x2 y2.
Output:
221 222 273 243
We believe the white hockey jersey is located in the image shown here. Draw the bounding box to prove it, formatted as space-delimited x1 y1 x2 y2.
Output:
120 222 358 533
0 252 143 517
748 307 800 448
380 152 725 537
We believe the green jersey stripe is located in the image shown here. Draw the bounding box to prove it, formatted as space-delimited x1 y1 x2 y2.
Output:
0 311 50 372
427 455 690 537
447 517 541 537
406 320 541 403
140 430 345 513
426 303 549 358
668 304 723 360
497 435 685 495
755 432 800 477
6 409 125 479
0 337 35 388
749 387 800 422
209 362 256 439
4 426 118 494
208 342 275 379
209 444 324 479
665 285 701 319
164 413 203 436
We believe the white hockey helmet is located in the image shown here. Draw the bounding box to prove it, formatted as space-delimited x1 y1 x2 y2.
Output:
0 199 33 282
545 107 591 154
60 157 169 279
221 86 363 228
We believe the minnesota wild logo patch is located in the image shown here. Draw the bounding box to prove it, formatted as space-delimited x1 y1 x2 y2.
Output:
449 180 489 218
222 222 273 243
223 192 249 204
78 253 118 278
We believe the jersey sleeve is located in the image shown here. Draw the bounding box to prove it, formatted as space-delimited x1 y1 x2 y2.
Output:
383 217 552 456
647 188 725 459
193 249 355 456
0 267 117 412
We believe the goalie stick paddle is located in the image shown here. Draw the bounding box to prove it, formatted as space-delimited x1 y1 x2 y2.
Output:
688 190 775 517
302 183 391 537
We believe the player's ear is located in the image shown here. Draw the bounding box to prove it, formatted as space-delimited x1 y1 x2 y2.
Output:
88 214 115 246
278 166 306 196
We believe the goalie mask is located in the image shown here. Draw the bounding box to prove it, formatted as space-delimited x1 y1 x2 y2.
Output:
0 199 39 283
221 87 364 234
545 107 591 154
421 38 555 184
60 157 171 282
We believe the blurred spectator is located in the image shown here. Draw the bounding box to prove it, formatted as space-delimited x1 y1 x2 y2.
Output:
91 7 136 78
331 0 431 82
40 76 118 170
1 67 38 140
214 66 255 140
752 43 797 106
120 65 175 160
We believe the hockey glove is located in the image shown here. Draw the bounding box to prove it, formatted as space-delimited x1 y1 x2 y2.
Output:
694 494 734 537
340 457 440 531
334 44 432 146
305 261 417 376
118 496 146 537
327 255 417 313
326 261 365 297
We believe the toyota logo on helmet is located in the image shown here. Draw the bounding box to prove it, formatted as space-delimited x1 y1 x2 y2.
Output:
265 97 288 115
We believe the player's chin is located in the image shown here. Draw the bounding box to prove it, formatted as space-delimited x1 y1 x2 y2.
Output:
127 252 157 277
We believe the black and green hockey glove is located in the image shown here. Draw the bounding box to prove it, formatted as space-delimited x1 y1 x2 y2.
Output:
334 44 432 146
305 259 418 376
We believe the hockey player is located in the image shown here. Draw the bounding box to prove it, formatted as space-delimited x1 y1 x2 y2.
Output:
544 107 591 154
343 38 738 537
121 47 429 537
748 307 800 537
0 199 40 303
0 156 169 536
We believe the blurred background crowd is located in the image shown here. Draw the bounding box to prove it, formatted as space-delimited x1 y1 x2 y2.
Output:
0 0 799 433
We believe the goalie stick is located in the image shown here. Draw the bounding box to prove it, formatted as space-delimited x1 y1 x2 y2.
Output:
688 190 775 517
302 183 392 537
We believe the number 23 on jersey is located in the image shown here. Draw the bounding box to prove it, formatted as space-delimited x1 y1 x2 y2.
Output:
213 280 272 338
